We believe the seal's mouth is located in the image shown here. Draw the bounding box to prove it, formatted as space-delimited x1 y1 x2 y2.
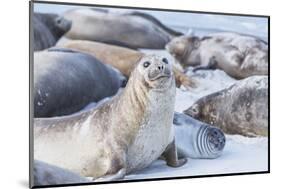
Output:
149 73 171 81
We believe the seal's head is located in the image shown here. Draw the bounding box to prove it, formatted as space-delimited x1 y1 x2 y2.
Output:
165 35 201 67
184 103 201 119
135 55 174 89
53 16 72 35
184 97 218 126
40 13 72 39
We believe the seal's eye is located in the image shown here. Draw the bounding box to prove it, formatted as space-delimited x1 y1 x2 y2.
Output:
143 61 151 68
162 58 168 64
56 18 62 24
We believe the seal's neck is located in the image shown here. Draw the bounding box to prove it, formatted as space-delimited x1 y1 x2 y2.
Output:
113 72 151 144
119 72 150 116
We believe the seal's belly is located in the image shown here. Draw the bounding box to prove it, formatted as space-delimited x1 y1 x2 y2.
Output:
126 110 174 173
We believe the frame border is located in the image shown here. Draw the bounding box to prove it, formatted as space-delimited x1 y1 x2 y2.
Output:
29 0 270 188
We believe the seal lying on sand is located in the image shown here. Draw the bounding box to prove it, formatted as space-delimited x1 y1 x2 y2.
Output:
33 13 72 51
34 55 187 181
33 160 89 187
63 8 182 49
184 76 268 137
34 48 125 117
166 32 268 79
57 39 195 89
173 112 225 159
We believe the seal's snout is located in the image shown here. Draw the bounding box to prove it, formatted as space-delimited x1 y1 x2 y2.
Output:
158 65 164 71
207 127 226 151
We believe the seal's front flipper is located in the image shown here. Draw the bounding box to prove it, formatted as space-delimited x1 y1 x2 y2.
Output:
94 168 126 182
193 56 217 72
172 66 197 90
162 139 187 167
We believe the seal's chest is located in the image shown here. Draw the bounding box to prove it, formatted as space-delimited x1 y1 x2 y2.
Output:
127 90 175 172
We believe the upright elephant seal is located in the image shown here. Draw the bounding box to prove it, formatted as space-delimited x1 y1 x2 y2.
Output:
184 76 268 137
63 8 182 49
166 32 268 79
57 39 195 89
34 48 125 117
173 112 225 159
33 160 89 187
34 55 187 181
33 13 72 51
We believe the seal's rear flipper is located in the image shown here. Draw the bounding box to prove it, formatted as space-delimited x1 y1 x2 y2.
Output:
161 139 188 167
93 168 126 182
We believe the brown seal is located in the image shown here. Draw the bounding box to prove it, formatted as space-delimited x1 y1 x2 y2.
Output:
34 55 187 182
166 32 268 79
57 39 195 89
184 76 268 137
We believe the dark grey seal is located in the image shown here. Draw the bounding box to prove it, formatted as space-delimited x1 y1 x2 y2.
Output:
63 8 183 49
34 48 125 117
33 13 72 51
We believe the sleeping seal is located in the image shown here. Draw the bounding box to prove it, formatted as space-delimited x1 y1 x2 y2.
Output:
34 48 125 117
166 32 268 79
33 13 72 51
184 76 268 137
57 39 195 89
173 112 225 159
63 8 182 49
34 55 187 181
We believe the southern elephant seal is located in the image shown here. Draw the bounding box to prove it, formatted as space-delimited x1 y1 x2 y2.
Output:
166 32 268 79
33 13 72 51
63 8 183 49
34 48 125 117
57 39 195 89
184 76 268 137
173 112 225 159
33 160 89 187
34 55 187 181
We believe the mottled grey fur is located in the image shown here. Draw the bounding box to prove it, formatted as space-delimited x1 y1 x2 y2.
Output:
184 76 268 137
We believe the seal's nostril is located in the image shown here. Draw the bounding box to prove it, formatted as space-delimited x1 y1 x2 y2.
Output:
158 65 164 70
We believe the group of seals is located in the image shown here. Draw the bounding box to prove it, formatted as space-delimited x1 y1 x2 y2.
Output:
184 76 268 137
32 6 269 185
34 48 125 117
57 39 195 89
34 55 187 181
166 32 268 79
63 8 183 49
33 13 72 51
